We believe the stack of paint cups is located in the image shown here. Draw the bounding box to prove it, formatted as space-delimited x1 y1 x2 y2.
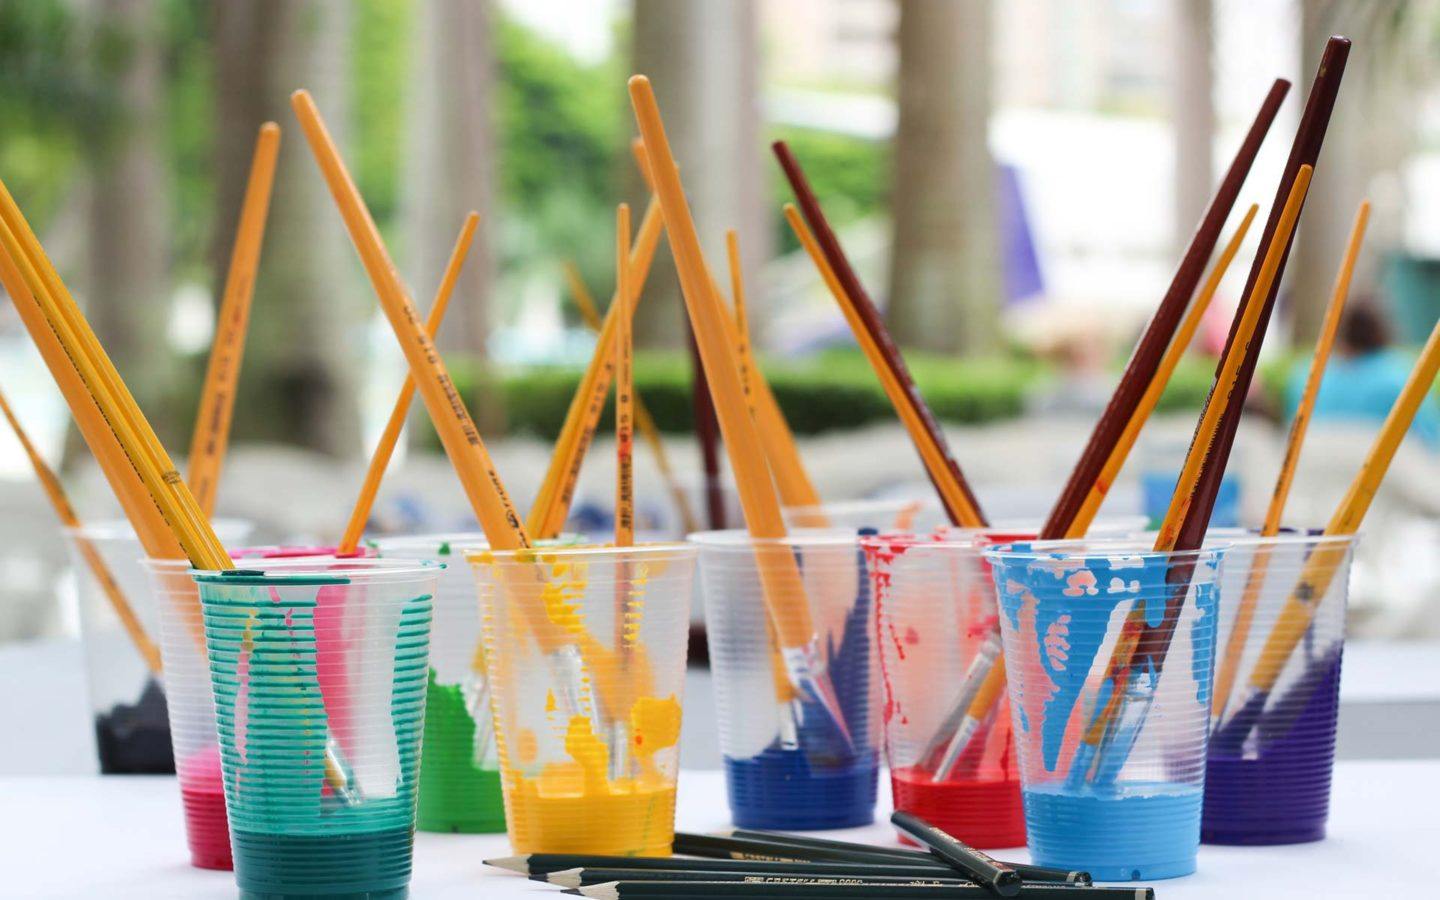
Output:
68 518 252 777
374 533 507 835
471 542 695 855
865 531 1026 848
693 528 879 829
1204 532 1358 845
986 540 1224 880
195 557 439 898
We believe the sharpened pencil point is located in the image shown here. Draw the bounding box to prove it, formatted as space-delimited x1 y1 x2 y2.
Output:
549 869 583 888
482 855 530 874
578 886 616 900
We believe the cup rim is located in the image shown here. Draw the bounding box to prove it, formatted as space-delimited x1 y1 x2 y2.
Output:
981 537 1227 562
371 531 587 555
188 556 443 585
466 540 696 564
1204 529 1360 550
687 527 859 548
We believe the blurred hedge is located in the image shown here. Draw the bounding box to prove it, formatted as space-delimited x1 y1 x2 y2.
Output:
441 350 1048 442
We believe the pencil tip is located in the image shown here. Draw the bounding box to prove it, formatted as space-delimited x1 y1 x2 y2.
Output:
549 869 583 889
578 885 616 900
483 855 528 874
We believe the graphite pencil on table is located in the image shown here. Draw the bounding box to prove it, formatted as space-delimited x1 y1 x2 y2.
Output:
673 832 937 865
567 881 1154 899
546 867 977 888
891 811 1021 897
489 854 948 878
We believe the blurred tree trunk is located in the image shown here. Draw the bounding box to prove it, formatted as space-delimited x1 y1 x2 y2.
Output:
631 0 767 349
887 0 1001 355
214 0 362 455
1171 0 1215 258
402 0 503 432
1290 1 1411 342
85 0 171 412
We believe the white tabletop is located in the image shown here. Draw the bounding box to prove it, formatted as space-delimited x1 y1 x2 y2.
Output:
1 762 1433 899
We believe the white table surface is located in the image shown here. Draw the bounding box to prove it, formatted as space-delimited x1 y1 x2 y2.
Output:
2 762 1433 899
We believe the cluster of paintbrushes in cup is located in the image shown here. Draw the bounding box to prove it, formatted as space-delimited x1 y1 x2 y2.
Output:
1 29 1432 898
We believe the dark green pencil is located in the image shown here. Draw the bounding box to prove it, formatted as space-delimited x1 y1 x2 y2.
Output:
673 832 938 865
545 867 974 889
566 881 1154 900
717 829 1091 885
487 854 949 879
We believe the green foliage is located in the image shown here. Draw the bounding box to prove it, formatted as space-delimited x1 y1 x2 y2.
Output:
436 350 1043 447
162 0 216 281
495 14 624 288
353 0 414 237
768 127 889 252
0 0 112 226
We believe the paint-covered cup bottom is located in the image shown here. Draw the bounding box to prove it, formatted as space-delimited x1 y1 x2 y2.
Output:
891 768 1025 849
231 827 413 899
417 672 505 834
179 746 232 869
724 750 878 830
1023 782 1202 881
1202 652 1341 846
504 778 677 855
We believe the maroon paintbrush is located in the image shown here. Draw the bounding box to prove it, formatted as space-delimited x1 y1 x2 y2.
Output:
1040 77 1291 540
773 141 988 528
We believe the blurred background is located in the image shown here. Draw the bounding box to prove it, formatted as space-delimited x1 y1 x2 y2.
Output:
5 0 1440 662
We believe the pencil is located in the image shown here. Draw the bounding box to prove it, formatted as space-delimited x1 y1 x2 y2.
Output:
568 883 1150 900
545 866 970 888
187 122 280 518
1041 79 1291 539
1210 199 1368 726
1065 203 1259 537
336 212 479 555
630 75 850 741
0 385 162 672
891 811 1020 897
673 833 922 866
488 854 944 878
563 262 698 534
774 147 986 529
528 198 666 539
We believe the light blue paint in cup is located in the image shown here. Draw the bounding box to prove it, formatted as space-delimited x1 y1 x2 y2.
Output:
984 541 1223 881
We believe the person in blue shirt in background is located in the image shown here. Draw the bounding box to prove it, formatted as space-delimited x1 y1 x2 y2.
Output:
1285 300 1440 450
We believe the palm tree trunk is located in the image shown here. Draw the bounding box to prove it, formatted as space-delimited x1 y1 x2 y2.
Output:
887 0 1001 355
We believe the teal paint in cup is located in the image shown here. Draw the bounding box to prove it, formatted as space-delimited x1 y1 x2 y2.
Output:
195 557 438 899
985 540 1223 881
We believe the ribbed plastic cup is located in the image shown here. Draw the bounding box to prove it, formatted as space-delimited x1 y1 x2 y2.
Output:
470 542 694 855
373 532 506 834
1203 532 1357 846
194 557 438 899
986 540 1224 881
864 531 1026 849
692 528 880 830
783 499 941 533
68 518 252 776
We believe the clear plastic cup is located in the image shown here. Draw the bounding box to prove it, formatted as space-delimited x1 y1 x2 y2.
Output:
692 528 880 830
985 540 1224 880
68 518 252 775
372 532 504 834
194 557 439 898
1203 532 1357 845
469 542 695 855
783 499 941 533
864 532 1025 848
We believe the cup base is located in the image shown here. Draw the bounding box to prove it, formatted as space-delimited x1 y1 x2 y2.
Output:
725 751 878 830
232 826 413 898
1023 782 1201 882
1201 824 1326 846
891 768 1025 849
181 782 233 870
